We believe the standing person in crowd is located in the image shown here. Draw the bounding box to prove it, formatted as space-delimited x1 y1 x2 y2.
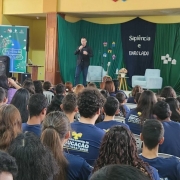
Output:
64 88 105 166
93 126 159 180
33 80 43 94
160 86 176 98
0 104 21 151
22 94 48 137
65 81 74 93
22 80 35 95
0 87 8 105
153 101 180 157
139 119 180 180
74 37 93 86
8 132 58 180
11 88 30 123
125 90 157 135
41 111 92 180
74 84 84 95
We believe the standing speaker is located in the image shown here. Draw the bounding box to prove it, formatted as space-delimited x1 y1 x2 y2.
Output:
18 73 31 84
0 56 10 77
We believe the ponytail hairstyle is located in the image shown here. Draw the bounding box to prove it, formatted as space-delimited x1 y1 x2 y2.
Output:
41 111 70 180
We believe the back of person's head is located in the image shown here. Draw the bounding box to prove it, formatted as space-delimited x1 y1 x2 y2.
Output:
0 150 18 180
104 97 119 116
141 119 164 150
135 92 142 104
0 75 9 90
11 88 30 123
56 83 66 95
93 126 152 179
153 101 171 120
90 164 151 180
65 81 73 93
28 94 48 118
112 80 120 92
43 81 52 91
0 104 21 150
0 87 7 104
100 90 110 99
137 90 157 121
74 84 84 95
62 93 77 114
116 92 126 103
78 88 105 118
165 97 180 122
33 80 43 94
104 81 115 93
8 132 58 180
41 111 70 180
132 85 143 97
160 86 176 98
22 80 35 95
87 82 97 89
47 94 64 114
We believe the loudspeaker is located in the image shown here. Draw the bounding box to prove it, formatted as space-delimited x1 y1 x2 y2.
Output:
18 73 31 84
0 56 10 77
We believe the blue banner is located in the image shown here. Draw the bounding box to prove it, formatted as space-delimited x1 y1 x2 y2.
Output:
121 18 156 86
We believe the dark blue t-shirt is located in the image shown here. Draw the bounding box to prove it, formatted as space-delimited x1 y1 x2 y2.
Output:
122 104 130 115
127 96 136 104
140 155 180 180
64 152 92 180
22 123 41 137
64 121 105 166
95 120 130 132
159 121 180 157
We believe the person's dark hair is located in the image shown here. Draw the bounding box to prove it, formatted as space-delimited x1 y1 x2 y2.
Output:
135 92 142 104
11 77 16 81
65 82 73 93
43 81 52 91
47 94 64 114
142 119 164 150
0 75 9 90
33 80 43 94
177 96 180 103
136 90 157 123
0 104 22 151
100 90 110 99
0 150 18 179
41 111 70 180
90 164 151 180
160 86 176 98
62 93 77 114
152 101 171 120
104 81 115 93
131 85 143 97
11 88 30 123
116 92 126 117
28 94 48 118
56 83 65 95
78 88 105 118
23 80 35 95
8 132 58 180
104 97 119 116
93 126 152 179
0 87 6 102
87 82 97 88
165 97 180 122
112 80 120 92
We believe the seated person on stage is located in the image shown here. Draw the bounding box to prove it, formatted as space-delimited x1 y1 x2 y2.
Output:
116 92 130 117
22 94 48 137
64 88 106 166
61 93 78 123
96 96 129 131
139 119 180 180
153 101 180 157
127 85 143 104
125 90 157 135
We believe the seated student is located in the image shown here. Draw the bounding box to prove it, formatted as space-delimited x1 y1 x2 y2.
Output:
61 93 78 123
55 83 66 95
65 81 73 93
134 92 142 104
8 132 58 180
90 164 151 180
95 96 129 131
41 111 92 180
139 119 180 180
43 81 54 104
87 82 97 89
22 80 35 95
74 84 84 95
104 80 116 97
22 94 48 137
0 87 8 105
153 101 180 157
125 90 157 135
100 90 110 99
160 86 176 98
64 88 106 166
100 75 112 89
116 92 130 117
0 150 18 180
33 80 43 94
93 126 160 180
127 85 143 104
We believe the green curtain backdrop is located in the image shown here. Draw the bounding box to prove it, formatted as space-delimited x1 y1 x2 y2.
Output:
153 24 180 93
57 15 124 84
